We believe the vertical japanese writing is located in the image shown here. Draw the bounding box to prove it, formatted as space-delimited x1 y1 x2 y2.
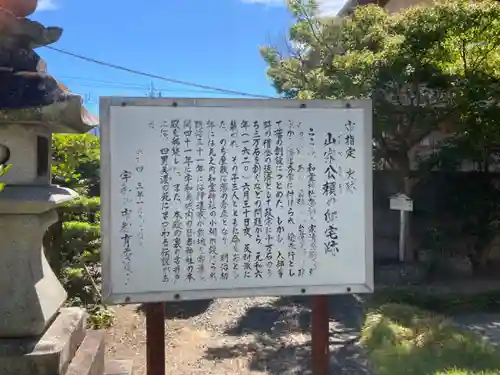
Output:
160 137 171 283
251 121 262 279
159 121 170 282
219 138 229 246
171 119 182 200
344 120 356 193
207 120 218 280
274 121 285 247
286 123 297 277
184 120 195 281
263 120 274 278
229 120 239 280
296 123 307 277
171 119 182 283
307 127 318 276
135 150 145 249
119 169 133 284
172 209 182 282
195 120 206 280
110 106 371 301
241 120 252 240
323 131 340 256
345 120 356 159
244 243 252 279
241 120 252 178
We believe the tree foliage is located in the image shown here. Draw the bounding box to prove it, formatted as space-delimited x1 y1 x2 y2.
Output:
52 134 100 196
0 164 11 193
262 0 500 190
262 0 500 262
48 134 111 328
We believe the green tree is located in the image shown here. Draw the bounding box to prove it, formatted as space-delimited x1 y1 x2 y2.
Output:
261 0 500 260
417 0 500 271
52 134 100 196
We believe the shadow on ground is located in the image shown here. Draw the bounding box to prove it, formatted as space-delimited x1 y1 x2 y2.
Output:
136 299 213 319
205 295 373 375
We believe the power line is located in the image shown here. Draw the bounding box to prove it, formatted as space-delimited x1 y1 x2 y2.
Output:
58 77 229 94
59 75 221 93
45 46 276 99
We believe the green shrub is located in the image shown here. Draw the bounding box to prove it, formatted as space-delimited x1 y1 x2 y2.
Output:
48 135 111 328
61 221 100 262
362 303 500 375
58 219 112 328
52 134 100 196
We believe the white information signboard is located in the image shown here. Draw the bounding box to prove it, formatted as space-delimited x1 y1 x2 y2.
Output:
100 98 373 304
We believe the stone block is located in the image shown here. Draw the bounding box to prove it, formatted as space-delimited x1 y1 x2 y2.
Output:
0 307 86 375
66 331 105 375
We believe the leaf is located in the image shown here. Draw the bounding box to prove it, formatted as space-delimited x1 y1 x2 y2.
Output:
0 164 12 193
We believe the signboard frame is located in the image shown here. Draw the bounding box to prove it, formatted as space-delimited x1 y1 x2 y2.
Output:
100 97 374 304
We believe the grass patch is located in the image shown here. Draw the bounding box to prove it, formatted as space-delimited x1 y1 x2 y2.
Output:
361 303 500 375
370 288 500 314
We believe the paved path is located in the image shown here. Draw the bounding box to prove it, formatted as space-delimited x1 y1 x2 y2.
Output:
453 313 500 347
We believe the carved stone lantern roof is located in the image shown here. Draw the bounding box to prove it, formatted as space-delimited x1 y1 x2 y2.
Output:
0 9 98 132
0 94 98 133
0 0 37 18
0 11 98 218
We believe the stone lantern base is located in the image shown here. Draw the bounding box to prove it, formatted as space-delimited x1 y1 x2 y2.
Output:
0 210 66 337
0 189 134 374
0 307 134 375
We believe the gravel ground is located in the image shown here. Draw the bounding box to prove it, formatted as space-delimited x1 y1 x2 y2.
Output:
105 295 372 375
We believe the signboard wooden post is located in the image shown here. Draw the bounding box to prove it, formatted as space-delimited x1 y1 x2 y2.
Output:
389 193 413 262
100 97 374 375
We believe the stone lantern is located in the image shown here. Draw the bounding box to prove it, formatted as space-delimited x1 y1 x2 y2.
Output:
0 6 132 375
0 104 89 336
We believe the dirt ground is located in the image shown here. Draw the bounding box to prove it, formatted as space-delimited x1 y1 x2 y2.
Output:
104 296 372 375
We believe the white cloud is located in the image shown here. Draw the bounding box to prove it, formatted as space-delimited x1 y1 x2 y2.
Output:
240 0 347 16
37 0 59 11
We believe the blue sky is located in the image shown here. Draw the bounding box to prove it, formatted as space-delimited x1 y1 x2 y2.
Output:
32 0 346 115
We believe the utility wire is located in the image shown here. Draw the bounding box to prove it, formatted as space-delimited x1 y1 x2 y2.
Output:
59 77 230 94
45 46 276 99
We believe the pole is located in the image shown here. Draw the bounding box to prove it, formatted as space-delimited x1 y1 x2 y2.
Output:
146 302 165 375
398 210 406 262
312 295 329 375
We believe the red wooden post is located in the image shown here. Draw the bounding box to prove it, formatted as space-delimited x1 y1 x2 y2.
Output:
146 303 165 375
312 295 329 375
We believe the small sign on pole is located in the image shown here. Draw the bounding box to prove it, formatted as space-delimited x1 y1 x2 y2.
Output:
390 193 413 212
389 193 413 262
